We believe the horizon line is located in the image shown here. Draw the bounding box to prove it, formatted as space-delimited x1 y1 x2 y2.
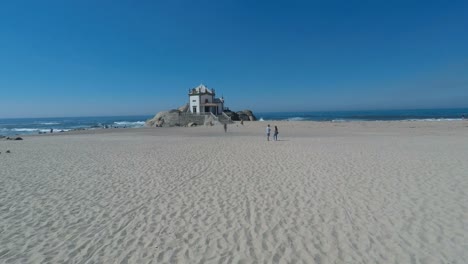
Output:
1 107 468 119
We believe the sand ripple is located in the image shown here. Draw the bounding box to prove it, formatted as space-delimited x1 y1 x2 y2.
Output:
1 122 467 263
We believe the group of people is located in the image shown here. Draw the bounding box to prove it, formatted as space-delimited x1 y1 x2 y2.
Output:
223 122 279 141
266 124 279 141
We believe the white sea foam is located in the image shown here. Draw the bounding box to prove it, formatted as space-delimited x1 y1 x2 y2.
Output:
12 128 43 132
287 117 306 121
114 121 145 126
259 118 265 122
39 122 60 125
10 128 70 133
405 118 462 122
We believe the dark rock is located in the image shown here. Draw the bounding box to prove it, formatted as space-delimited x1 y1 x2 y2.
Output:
14 137 23 140
6 150 10 153
236 111 248 121
223 110 240 121
242 109 254 116
234 109 256 121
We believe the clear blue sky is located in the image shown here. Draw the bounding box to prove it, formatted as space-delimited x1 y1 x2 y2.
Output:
1 0 467 118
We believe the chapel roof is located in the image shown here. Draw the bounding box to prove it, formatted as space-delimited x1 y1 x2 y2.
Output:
189 84 214 95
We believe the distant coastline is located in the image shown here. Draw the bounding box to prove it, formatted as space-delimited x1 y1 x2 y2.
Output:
1 108 467 136
256 108 468 122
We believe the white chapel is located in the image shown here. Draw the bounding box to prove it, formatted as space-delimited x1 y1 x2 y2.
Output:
188 84 225 115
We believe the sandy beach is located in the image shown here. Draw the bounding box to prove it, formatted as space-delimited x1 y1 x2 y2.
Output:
1 120 467 263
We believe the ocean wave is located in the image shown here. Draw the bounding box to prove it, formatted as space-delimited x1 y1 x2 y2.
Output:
10 128 71 133
12 128 46 132
286 117 306 121
114 121 145 126
258 118 265 121
38 122 60 125
404 118 462 122
13 128 54 133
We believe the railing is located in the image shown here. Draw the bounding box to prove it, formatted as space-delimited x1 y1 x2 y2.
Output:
179 112 212 116
209 112 219 122
222 112 232 122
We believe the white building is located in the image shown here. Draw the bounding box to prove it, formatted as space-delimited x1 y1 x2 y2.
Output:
188 84 225 115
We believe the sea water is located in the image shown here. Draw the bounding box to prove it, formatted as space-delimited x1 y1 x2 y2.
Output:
1 108 467 136
0 115 151 136
256 108 468 122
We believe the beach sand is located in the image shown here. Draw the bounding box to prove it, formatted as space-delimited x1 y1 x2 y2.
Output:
1 121 467 263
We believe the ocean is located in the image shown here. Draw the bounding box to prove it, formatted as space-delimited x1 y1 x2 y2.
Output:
256 108 468 122
1 108 467 136
0 115 151 137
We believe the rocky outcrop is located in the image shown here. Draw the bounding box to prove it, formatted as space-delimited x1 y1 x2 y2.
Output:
238 110 256 121
178 103 189 113
223 110 239 121
231 110 256 121
146 106 257 127
146 103 193 127
223 109 256 121
145 110 180 127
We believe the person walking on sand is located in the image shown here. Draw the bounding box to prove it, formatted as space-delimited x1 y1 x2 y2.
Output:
224 123 227 133
266 124 271 141
273 125 279 141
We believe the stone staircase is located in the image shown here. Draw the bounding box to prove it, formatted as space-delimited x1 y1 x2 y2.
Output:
147 112 232 127
218 112 234 124
178 113 207 126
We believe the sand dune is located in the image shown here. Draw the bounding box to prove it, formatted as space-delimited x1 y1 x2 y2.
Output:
1 121 467 263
